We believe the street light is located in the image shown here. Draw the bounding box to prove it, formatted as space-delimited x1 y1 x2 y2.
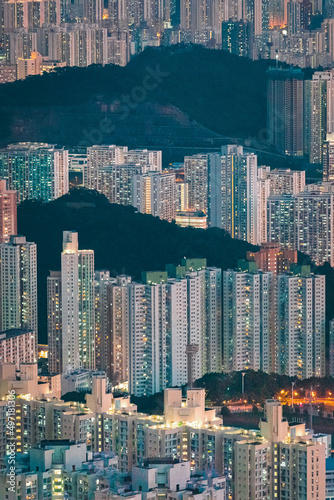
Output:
242 372 245 395
292 381 295 410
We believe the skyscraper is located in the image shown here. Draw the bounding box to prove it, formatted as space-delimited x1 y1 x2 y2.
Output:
0 179 17 244
221 19 254 58
47 271 62 375
3 0 61 28
267 68 304 157
129 275 168 396
258 167 305 195
277 266 325 379
223 260 275 374
0 235 37 334
287 0 301 34
267 194 296 249
0 142 69 202
85 145 127 190
174 179 189 212
61 231 95 372
132 172 176 222
180 0 222 41
95 272 131 383
257 167 305 245
257 168 271 244
108 0 129 27
84 146 160 205
83 0 103 23
129 259 222 396
305 70 334 164
165 277 189 388
204 266 222 374
184 154 209 214
296 191 334 266
182 258 222 379
216 145 258 244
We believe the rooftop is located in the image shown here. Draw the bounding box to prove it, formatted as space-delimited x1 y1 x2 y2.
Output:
0 328 34 340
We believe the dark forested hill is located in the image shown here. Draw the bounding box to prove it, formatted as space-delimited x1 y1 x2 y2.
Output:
0 44 271 153
17 188 254 343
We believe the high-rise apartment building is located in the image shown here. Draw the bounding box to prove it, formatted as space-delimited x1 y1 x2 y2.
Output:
185 147 258 242
296 191 334 266
129 275 168 396
184 154 209 214
132 172 176 222
178 258 222 380
0 328 37 366
257 167 305 245
260 400 325 499
165 277 189 388
0 142 69 202
277 265 325 379
69 25 108 67
174 179 189 212
112 164 149 206
85 144 127 191
108 0 129 27
267 194 296 249
257 169 271 244
329 318 334 377
287 0 302 34
83 0 103 23
267 190 334 266
247 243 297 275
3 0 61 29
95 270 115 378
258 166 305 194
129 259 222 396
224 261 326 380
0 235 37 334
180 0 222 42
0 387 326 498
47 271 62 375
218 146 258 244
234 440 271 499
221 19 254 58
204 265 222 374
304 70 334 163
61 231 95 372
0 179 17 243
85 146 161 205
5 31 37 64
223 261 275 374
95 272 131 383
125 149 162 171
323 133 334 181
267 68 304 157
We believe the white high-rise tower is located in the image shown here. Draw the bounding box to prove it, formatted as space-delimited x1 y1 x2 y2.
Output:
61 231 95 372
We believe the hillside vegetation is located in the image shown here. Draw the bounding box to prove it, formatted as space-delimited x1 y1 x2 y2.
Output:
0 44 270 146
